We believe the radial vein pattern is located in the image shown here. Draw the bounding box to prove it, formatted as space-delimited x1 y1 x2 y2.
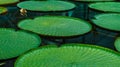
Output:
18 16 92 37
17 1 76 11
0 28 41 60
92 13 120 31
15 44 120 67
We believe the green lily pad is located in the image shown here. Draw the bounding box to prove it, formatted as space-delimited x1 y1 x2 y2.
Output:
15 44 120 67
0 28 41 60
76 0 115 2
89 2 120 12
17 1 76 11
0 7 7 14
115 37 120 52
92 13 120 31
18 16 92 37
0 0 19 5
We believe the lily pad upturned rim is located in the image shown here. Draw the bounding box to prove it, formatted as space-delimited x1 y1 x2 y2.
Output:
15 43 120 67
61 43 120 55
91 13 120 32
89 2 120 13
0 0 20 6
0 28 41 60
0 7 7 15
17 1 76 12
18 16 92 38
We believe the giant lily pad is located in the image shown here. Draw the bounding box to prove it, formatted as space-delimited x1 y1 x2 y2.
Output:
0 0 19 5
89 2 120 12
0 28 41 60
92 13 120 31
18 16 92 37
0 7 7 14
115 37 120 52
17 1 76 12
15 44 120 67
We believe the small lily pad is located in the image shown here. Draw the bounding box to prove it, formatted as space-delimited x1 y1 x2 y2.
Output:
89 2 120 12
0 7 7 14
92 13 120 31
115 37 120 52
0 0 19 5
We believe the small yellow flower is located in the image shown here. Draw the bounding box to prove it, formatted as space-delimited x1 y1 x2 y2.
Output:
20 8 27 16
